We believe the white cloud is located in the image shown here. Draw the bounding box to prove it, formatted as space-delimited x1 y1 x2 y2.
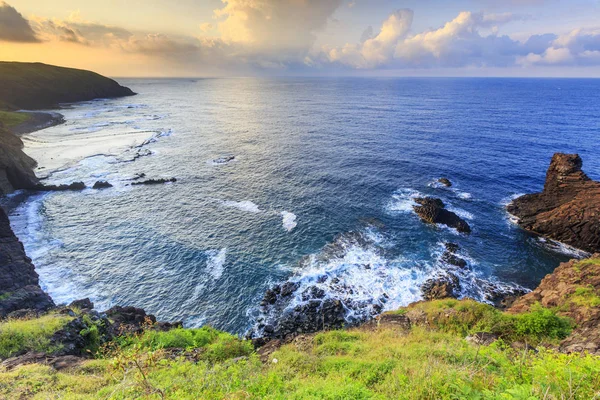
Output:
519 28 600 66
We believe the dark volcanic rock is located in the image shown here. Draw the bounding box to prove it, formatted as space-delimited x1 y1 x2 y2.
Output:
131 177 177 186
507 153 600 253
69 298 94 311
35 182 86 191
413 197 471 233
0 207 54 318
438 177 452 187
92 181 112 189
421 273 460 300
212 155 235 165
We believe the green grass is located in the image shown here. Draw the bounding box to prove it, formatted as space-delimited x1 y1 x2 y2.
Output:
0 111 31 128
0 302 594 399
0 313 73 359
403 299 572 345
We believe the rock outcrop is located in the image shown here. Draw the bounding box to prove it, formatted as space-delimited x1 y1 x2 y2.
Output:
0 62 135 110
509 255 600 355
507 153 600 253
413 197 471 233
0 206 54 318
0 123 39 195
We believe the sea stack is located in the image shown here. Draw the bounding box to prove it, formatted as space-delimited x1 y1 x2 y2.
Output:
507 153 600 253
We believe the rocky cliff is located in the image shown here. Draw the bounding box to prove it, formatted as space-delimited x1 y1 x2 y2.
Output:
507 153 600 253
509 256 600 355
0 122 39 195
0 62 135 110
0 206 54 318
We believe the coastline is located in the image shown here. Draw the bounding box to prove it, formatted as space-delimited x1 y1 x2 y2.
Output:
10 111 65 135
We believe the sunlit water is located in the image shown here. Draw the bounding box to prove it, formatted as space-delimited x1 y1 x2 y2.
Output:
6 78 600 334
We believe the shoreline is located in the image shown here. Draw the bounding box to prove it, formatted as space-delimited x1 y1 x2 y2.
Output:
10 111 65 135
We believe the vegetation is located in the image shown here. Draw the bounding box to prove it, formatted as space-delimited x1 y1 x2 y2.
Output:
0 111 31 128
0 300 597 399
0 313 73 359
0 62 133 110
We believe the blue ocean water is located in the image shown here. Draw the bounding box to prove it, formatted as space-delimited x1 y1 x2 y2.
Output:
7 78 600 334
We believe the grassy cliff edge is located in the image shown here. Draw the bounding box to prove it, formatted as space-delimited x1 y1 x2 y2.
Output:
1 258 599 399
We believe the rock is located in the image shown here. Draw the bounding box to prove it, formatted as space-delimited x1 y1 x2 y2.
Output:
509 255 600 355
441 252 468 269
507 153 600 253
212 155 235 165
0 207 54 318
438 178 452 187
35 182 86 191
92 181 112 189
466 332 499 346
421 274 460 300
413 197 471 233
105 305 157 335
131 177 177 186
69 298 94 311
1 352 84 371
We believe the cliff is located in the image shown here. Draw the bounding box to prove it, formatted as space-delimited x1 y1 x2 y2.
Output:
509 256 600 355
0 206 54 317
0 62 135 110
0 122 39 195
507 153 600 253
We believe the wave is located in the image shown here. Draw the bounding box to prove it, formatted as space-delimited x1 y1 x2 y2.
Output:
220 200 263 213
386 188 423 213
206 248 227 280
281 211 297 232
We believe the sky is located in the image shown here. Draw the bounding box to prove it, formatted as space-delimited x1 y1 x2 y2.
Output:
1 0 600 77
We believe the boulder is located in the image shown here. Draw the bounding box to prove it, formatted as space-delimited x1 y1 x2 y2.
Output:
507 153 600 253
131 177 177 186
35 182 86 191
421 274 460 300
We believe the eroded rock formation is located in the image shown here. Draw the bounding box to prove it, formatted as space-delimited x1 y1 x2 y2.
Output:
507 153 600 253
0 123 39 195
413 197 471 233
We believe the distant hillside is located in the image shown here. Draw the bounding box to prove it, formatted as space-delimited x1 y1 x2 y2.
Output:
0 62 135 110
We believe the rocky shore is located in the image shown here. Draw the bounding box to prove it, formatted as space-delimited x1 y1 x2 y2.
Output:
508 153 600 253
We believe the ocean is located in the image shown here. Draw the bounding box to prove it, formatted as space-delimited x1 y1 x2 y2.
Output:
7 77 600 334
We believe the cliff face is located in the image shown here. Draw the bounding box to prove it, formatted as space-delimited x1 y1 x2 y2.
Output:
507 153 600 253
509 256 600 355
0 206 54 318
0 122 39 195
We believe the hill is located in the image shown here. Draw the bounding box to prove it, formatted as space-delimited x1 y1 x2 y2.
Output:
0 62 135 111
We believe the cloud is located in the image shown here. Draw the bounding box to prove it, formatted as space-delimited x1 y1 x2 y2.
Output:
519 28 600 66
213 0 342 58
0 1 39 42
325 9 413 68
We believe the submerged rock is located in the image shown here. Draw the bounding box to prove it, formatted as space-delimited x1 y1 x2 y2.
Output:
438 178 452 187
131 177 177 186
212 155 235 165
413 197 471 233
35 182 86 192
507 153 600 253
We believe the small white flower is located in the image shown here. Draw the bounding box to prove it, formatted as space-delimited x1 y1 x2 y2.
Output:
272 358 278 364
